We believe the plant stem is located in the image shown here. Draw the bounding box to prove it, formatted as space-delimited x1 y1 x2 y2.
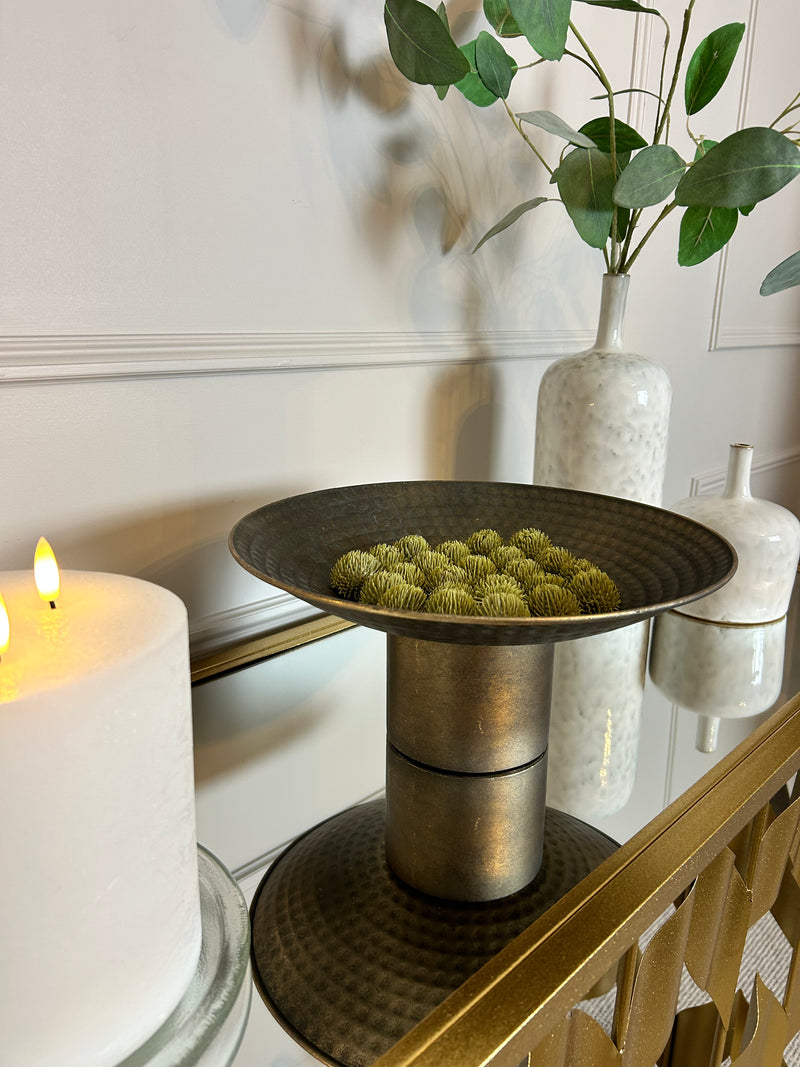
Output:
502 99 554 176
653 0 696 146
620 201 678 272
652 13 671 139
569 20 621 269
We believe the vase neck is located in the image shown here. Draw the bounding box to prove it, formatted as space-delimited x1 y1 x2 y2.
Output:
723 443 754 499
594 273 630 351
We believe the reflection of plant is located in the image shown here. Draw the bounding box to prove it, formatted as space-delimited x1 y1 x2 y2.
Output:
384 0 800 294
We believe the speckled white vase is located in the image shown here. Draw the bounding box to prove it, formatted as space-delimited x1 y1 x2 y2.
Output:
534 273 671 818
650 443 800 752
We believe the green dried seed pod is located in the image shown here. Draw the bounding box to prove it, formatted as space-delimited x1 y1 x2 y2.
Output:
528 583 582 617
377 582 427 612
330 550 381 599
505 557 546 585
463 554 497 583
476 592 530 618
433 565 470 589
573 557 597 572
386 560 425 587
414 549 450 592
522 571 566 591
425 586 477 616
474 573 525 602
368 543 403 567
394 534 430 560
491 544 524 570
509 527 552 561
466 528 504 555
570 568 622 614
359 570 406 605
434 540 470 566
540 545 581 578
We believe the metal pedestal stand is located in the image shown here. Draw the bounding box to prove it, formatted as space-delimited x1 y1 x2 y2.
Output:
231 480 735 1067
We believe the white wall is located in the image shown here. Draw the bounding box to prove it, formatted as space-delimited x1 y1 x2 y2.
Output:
2 2 798 1063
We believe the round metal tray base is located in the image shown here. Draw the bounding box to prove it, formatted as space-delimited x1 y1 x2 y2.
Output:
250 798 618 1067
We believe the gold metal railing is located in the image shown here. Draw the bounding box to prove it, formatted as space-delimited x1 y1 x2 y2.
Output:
375 690 800 1067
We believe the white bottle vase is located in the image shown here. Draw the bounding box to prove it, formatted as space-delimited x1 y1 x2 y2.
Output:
534 272 671 818
650 443 800 752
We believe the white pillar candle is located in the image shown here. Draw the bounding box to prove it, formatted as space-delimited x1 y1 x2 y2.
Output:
0 569 201 1067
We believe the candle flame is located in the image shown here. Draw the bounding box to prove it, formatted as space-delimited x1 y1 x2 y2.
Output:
0 594 8 654
34 537 61 603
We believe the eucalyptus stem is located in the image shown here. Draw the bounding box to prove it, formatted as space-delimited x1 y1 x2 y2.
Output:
653 0 696 146
502 98 554 176
621 201 678 272
568 20 621 270
652 13 671 139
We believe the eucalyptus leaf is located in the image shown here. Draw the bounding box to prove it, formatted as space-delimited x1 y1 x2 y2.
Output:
433 2 451 96
760 250 800 296
685 23 745 116
678 205 738 266
675 127 800 207
384 0 470 85
473 196 549 251
455 39 498 106
483 0 522 36
475 31 516 99
556 147 617 248
578 117 647 153
518 110 596 148
577 0 660 12
613 145 686 208
508 0 571 61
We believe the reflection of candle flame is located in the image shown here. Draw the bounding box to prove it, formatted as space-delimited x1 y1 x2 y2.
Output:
0 594 8 656
34 537 60 607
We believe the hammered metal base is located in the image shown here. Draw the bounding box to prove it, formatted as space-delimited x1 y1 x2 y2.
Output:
250 798 618 1067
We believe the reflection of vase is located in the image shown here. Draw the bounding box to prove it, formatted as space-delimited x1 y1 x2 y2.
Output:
650 443 800 751
534 272 671 817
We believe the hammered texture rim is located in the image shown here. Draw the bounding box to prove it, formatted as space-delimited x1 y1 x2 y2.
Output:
249 798 618 1067
230 480 736 645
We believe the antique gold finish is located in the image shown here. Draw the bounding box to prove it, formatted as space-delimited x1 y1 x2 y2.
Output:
230 481 736 1066
374 690 800 1067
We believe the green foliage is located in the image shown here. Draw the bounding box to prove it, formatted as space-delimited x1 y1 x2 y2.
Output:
613 145 686 208
475 31 516 99
555 148 617 248
518 110 596 147
483 0 522 36
473 197 549 251
685 23 745 116
760 251 800 296
384 0 469 85
508 0 572 60
382 0 800 291
578 117 647 153
678 206 738 266
675 128 800 208
455 39 501 106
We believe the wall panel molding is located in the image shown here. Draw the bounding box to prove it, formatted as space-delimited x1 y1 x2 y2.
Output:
0 329 595 385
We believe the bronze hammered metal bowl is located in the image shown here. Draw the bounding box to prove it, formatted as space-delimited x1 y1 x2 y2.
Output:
230 480 736 645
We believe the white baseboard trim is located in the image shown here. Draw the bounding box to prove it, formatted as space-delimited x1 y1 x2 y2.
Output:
0 329 595 385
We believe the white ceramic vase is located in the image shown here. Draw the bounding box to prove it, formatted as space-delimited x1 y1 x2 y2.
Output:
650 443 800 752
534 273 671 818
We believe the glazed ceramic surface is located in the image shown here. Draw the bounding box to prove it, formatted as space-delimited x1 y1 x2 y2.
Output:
670 444 800 623
534 274 672 818
650 611 786 718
